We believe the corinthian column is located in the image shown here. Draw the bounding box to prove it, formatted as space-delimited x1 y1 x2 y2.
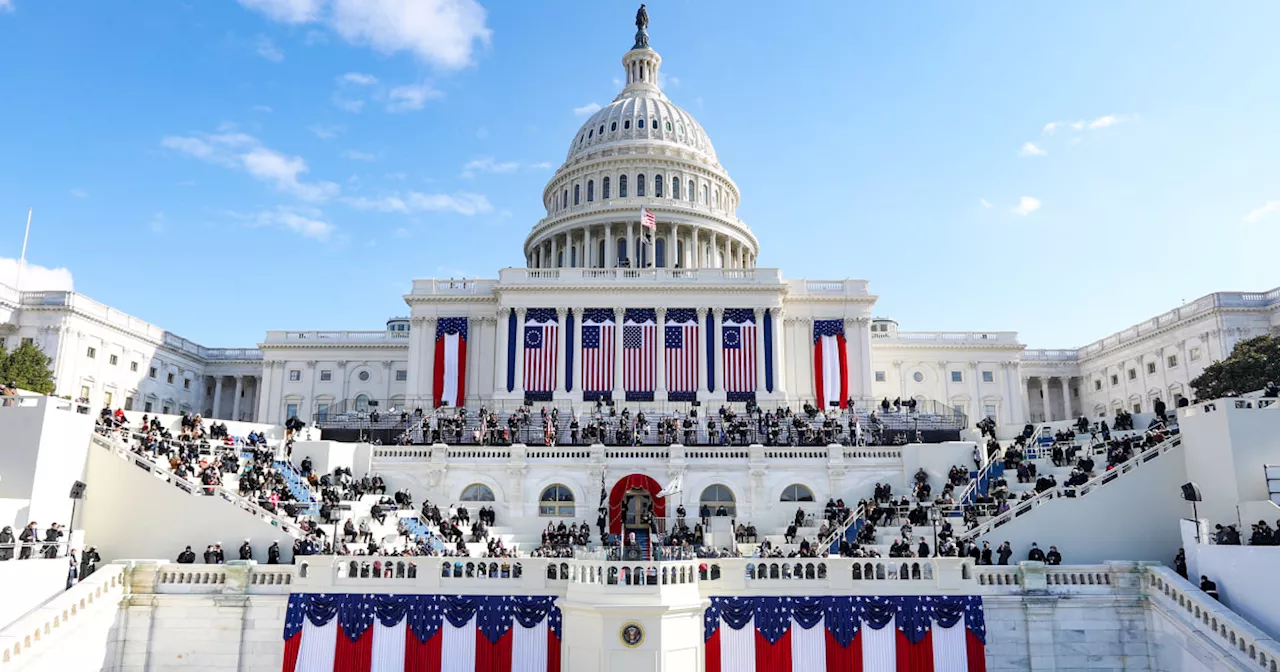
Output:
655 307 668 401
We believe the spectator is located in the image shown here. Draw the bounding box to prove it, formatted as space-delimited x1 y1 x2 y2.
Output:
1028 542 1046 562
1045 546 1062 565
1200 575 1220 600
1174 548 1187 578
997 541 1013 565
0 526 13 561
19 522 38 559
268 541 281 564
239 539 253 561
177 546 196 563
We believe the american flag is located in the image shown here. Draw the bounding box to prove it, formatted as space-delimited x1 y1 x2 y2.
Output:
581 308 615 393
624 309 656 394
524 308 558 393
721 308 756 396
665 308 699 399
640 207 656 230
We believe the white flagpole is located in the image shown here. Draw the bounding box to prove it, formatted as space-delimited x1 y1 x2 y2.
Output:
15 207 31 291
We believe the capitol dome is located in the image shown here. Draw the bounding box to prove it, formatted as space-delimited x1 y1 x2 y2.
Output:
523 12 757 272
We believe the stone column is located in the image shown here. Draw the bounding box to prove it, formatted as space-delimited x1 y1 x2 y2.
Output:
1060 377 1072 419
670 223 680 267
691 227 700 269
612 307 625 400
555 308 568 396
754 308 767 393
655 307 668 401
626 222 634 267
772 308 787 397
492 310 508 395
584 227 593 268
212 377 224 420
307 361 318 419
572 308 584 395
969 361 982 422
712 308 724 396
1022 376 1033 424
1039 377 1050 422
722 236 730 269
605 223 615 268
513 308 527 396
232 376 244 421
550 234 558 269
696 308 709 398
894 361 905 399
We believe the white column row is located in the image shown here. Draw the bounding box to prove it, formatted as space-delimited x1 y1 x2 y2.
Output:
528 222 757 270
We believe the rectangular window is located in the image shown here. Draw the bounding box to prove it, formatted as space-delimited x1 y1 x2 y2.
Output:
286 403 299 420
124 396 134 411
289 370 301 382
109 354 118 365
86 346 96 359
104 391 113 407
952 404 964 415
1190 347 1201 361
1094 379 1102 391
1110 374 1119 386
183 378 191 390
1147 362 1156 375
395 369 407 382
1133 402 1142 413
80 385 90 399
149 367 157 378
166 373 175 384
130 361 138 372
144 401 153 412
1128 369 1136 380
951 371 963 383
22 337 33 346
162 405 170 414
320 370 332 382
984 404 997 420
317 404 329 423
874 371 886 382
982 371 994 383
1167 354 1178 368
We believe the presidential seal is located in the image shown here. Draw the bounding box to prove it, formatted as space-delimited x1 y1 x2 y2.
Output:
620 621 645 648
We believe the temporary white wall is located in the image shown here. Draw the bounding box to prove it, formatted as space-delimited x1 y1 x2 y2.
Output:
0 558 69 629
901 441 976 488
1179 401 1280 524
0 397 94 529
1183 542 1280 641
291 440 357 478
80 443 294 564
976 443 1189 564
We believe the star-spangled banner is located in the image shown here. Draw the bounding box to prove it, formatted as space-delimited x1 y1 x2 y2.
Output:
704 595 987 672
282 593 562 672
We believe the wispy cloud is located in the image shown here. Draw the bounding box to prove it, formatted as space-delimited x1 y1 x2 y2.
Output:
0 0 13 13
460 157 518 178
342 149 376 161
1018 142 1047 157
529 161 553 170
393 227 411 239
1012 196 1042 216
979 198 993 209
340 72 378 85
238 0 491 69
255 35 284 62
1043 114 1138 135
0 258 74 291
231 205 335 241
332 95 365 113
309 123 344 139
1243 201 1280 223
252 104 274 113
69 188 89 198
573 102 601 116
387 83 441 112
161 128 339 202
343 191 492 216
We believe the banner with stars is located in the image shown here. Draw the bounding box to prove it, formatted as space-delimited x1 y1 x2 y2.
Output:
282 593 562 672
704 595 986 672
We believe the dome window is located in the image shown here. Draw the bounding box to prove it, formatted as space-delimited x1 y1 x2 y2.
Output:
665 121 672 132
588 129 593 139
563 189 568 209
672 177 680 200
688 180 695 201
650 118 656 130
637 118 645 129
637 174 646 197
603 177 611 199
574 184 580 206
599 125 605 135
619 175 628 197
678 123 684 134
587 180 594 202
611 122 617 132
624 119 631 130
654 174 663 198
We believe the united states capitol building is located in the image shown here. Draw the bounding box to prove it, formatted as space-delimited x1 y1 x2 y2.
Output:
1 10 1279 672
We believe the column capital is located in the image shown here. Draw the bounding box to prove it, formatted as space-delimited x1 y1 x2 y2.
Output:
411 317 426 326
752 307 764 319
614 306 625 320
556 307 568 319
696 307 708 319
515 307 527 318
382 361 393 369
655 306 667 320
712 307 725 319
968 361 980 369
337 360 348 369
495 306 510 320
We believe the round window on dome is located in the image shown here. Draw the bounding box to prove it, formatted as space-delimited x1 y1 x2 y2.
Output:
624 119 631 130
637 118 645 129
599 125 604 135
913 372 924 383
611 122 617 132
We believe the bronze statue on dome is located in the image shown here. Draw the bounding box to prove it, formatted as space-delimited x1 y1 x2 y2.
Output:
633 4 650 49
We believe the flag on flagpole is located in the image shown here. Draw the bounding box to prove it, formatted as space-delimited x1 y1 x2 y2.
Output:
283 593 563 672
813 319 848 410
657 473 683 498
433 318 468 409
640 207 656 230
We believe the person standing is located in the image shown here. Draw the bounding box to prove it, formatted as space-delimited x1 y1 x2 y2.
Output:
0 526 14 561
19 522 38 560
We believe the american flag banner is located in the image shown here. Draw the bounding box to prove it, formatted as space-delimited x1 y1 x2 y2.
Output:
812 319 848 410
580 308 615 398
282 593 562 672
704 595 986 672
623 308 657 401
523 309 558 398
433 318 468 409
665 308 699 401
721 309 757 401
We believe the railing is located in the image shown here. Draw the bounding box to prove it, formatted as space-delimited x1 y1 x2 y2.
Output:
872 331 1018 344
0 562 128 668
264 330 411 343
410 278 497 295
817 504 865 556
0 541 75 560
1146 566 1280 670
960 435 1181 540
1022 349 1079 362
496 267 785 285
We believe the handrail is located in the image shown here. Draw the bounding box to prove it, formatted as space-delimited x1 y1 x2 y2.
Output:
817 505 865 556
959 434 1181 541
1146 566 1280 670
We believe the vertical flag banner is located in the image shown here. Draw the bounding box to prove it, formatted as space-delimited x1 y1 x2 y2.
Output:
665 308 699 402
704 595 986 672
623 308 657 401
282 593 562 672
813 319 848 410
581 308 615 400
523 309 558 401
433 318 468 409
721 309 757 402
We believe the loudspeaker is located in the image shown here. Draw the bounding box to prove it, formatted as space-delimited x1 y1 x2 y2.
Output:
691 400 701 407
368 400 379 407
1181 482 1202 502
69 481 86 499
829 401 841 408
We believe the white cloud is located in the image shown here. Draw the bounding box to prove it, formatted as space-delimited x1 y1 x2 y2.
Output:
69 188 89 198
161 129 338 202
343 191 492 216
1012 196 1042 216
979 198 993 209
233 205 335 241
332 95 365 113
1243 201 1280 223
1018 142 1047 157
343 149 376 161
309 123 344 139
340 72 378 85
573 102 601 116
0 0 12 13
529 161 553 170
1041 122 1059 135
0 258 74 291
252 104 273 113
393 227 411 239
460 156 519 178
241 0 490 68
237 0 323 23
255 35 284 62
387 83 441 112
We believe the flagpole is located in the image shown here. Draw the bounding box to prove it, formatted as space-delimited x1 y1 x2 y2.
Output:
16 207 32 292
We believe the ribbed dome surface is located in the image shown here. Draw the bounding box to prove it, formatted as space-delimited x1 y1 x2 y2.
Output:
565 92 718 166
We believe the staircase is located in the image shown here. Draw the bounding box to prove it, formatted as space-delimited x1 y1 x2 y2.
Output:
273 459 321 515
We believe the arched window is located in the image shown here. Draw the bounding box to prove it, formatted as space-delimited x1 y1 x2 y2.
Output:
688 180 695 201
672 177 680 200
637 174 646 197
574 184 581 205
655 238 666 267
562 189 568 209
714 188 720 208
611 121 617 132
665 121 672 132
624 119 631 130
780 484 815 502
539 484 575 517
354 394 370 412
675 240 684 267
620 175 628 198
616 238 627 266
701 185 708 204
654 174 663 198
700 484 736 517
603 177 611 199
638 118 645 129
461 484 495 501
587 180 594 202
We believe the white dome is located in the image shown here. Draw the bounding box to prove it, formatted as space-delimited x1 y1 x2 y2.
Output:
566 90 719 166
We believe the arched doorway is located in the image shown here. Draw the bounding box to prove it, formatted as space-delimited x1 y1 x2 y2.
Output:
607 473 667 535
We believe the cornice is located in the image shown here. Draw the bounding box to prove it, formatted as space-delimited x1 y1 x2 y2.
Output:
870 342 1026 352
491 284 788 296
258 342 409 351
19 304 223 365
403 295 500 305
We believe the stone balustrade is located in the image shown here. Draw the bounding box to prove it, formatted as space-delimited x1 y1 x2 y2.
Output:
1146 567 1280 671
0 562 128 668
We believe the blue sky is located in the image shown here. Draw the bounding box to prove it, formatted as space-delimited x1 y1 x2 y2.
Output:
0 1 1277 350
